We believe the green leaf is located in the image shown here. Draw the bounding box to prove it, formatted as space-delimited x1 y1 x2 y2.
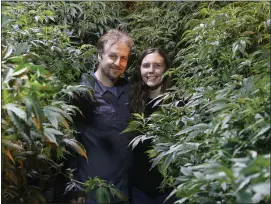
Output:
254 125 270 138
2 139 24 150
193 171 204 179
6 56 24 63
132 113 145 120
1 14 15 27
207 103 239 113
13 43 30 55
63 139 87 159
128 135 145 149
29 189 47 204
109 187 128 201
3 46 13 59
236 190 253 203
25 97 44 131
44 128 63 136
84 177 97 193
44 128 59 145
43 106 59 129
11 67 29 77
176 123 211 136
181 167 193 176
251 183 270 203
4 104 26 122
95 187 110 204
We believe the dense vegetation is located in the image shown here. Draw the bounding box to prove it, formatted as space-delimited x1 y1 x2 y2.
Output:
2 1 270 203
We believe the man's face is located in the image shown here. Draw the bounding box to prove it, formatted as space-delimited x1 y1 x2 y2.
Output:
98 41 130 83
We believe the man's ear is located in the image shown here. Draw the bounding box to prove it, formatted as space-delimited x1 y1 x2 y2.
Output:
98 54 102 62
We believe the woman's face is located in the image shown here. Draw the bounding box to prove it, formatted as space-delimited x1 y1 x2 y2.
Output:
140 52 166 89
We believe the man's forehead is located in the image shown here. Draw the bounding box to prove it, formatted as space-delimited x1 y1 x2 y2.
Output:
104 40 130 52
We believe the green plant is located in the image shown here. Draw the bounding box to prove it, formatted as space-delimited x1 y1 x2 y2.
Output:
1 43 87 203
126 2 270 203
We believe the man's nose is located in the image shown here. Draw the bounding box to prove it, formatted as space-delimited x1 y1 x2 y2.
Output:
114 57 120 67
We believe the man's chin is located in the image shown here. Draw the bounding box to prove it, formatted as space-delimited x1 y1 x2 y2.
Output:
108 74 120 82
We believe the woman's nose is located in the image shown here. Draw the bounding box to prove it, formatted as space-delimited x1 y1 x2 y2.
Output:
148 65 154 73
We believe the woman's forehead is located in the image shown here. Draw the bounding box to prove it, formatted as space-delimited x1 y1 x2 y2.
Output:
142 53 165 63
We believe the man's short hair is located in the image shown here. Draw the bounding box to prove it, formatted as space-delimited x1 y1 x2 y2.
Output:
97 29 133 55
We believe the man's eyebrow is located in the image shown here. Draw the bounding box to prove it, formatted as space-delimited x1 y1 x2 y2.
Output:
143 62 162 64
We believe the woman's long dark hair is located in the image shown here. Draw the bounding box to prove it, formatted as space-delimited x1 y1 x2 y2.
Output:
131 48 172 113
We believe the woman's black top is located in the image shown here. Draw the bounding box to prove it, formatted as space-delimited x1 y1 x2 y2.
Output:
133 98 169 197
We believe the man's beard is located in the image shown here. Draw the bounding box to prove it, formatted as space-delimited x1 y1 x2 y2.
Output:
106 67 122 82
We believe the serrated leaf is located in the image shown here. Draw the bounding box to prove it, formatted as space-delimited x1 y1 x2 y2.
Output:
13 43 30 55
3 46 13 59
11 67 29 77
132 113 145 120
254 125 270 138
151 152 166 169
44 128 58 145
5 148 15 164
2 139 24 150
43 106 59 129
193 171 204 179
207 103 239 113
6 56 24 63
25 97 44 131
95 187 110 204
1 14 15 27
128 135 148 149
4 104 26 122
63 139 87 159
181 167 193 176
44 128 63 136
176 123 210 136
251 183 270 203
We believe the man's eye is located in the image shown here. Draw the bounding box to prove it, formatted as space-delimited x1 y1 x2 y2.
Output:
109 55 117 60
121 57 127 61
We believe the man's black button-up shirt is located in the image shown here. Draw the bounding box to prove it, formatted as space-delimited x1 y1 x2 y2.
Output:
72 72 132 203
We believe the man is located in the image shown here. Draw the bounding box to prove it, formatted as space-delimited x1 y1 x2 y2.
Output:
69 29 133 204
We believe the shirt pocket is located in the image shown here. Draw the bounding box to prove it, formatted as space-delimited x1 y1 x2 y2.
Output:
93 103 116 115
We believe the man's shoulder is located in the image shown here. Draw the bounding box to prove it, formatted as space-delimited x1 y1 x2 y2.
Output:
80 72 96 88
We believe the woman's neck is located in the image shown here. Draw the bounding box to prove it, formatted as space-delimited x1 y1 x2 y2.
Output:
149 86 162 99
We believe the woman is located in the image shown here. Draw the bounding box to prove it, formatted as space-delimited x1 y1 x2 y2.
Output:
131 48 174 204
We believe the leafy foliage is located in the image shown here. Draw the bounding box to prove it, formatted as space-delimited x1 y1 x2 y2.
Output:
126 2 270 203
1 44 87 203
2 1 270 203
1 2 132 203
2 2 125 83
64 171 128 204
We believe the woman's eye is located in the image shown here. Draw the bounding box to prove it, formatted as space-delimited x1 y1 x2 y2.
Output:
153 63 161 68
142 63 150 68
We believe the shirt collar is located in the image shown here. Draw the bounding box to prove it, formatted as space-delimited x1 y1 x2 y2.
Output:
90 72 126 98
